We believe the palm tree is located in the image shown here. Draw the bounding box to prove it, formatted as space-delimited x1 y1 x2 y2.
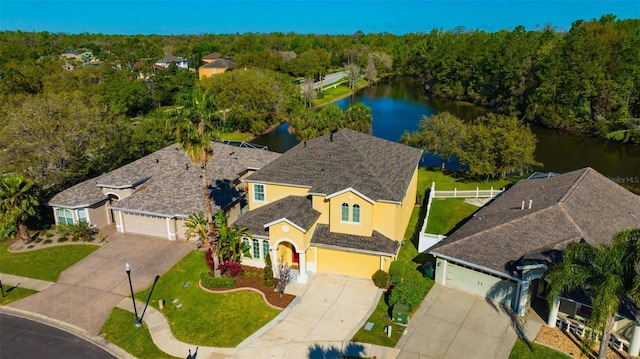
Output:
215 210 252 263
184 212 208 247
544 228 640 359
168 89 222 275
0 174 38 243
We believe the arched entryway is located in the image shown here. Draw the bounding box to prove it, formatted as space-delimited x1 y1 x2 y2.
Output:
273 239 308 284
106 194 120 225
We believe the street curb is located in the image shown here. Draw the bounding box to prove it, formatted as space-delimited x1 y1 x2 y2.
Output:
0 306 134 359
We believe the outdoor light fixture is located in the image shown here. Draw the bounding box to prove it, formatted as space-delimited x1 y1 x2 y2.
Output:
125 262 142 327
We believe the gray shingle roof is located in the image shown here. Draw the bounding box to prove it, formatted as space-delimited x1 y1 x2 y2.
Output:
49 142 281 217
156 54 186 64
200 59 235 69
431 167 640 275
235 196 321 236
311 224 400 255
246 128 422 203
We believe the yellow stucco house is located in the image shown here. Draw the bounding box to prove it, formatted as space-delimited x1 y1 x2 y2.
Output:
235 129 422 283
198 58 235 80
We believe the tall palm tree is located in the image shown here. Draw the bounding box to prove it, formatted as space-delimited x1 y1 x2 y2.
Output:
545 228 640 359
0 174 38 243
214 210 252 263
168 89 222 275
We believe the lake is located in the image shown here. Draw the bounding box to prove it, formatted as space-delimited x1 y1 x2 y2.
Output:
252 77 640 190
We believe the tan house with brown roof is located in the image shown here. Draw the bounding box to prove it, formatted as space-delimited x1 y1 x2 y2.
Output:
235 129 422 283
199 58 235 80
430 167 640 354
49 142 280 240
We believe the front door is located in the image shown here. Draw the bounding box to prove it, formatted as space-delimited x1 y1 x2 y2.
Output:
292 250 299 265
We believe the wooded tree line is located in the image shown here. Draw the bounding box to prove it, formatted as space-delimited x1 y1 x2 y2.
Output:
1 14 638 198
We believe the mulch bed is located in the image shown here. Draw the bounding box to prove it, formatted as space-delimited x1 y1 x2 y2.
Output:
203 265 296 309
534 326 630 359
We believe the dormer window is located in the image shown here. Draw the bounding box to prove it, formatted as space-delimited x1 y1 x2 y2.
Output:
352 204 360 223
341 203 349 221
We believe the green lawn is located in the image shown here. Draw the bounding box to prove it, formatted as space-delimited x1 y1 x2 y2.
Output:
418 167 514 193
352 208 434 347
425 198 479 235
100 308 180 359
509 338 571 359
219 131 253 142
134 250 280 347
0 242 99 281
313 78 369 107
0 286 38 305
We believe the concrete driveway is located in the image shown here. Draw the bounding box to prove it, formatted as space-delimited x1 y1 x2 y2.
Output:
8 232 194 334
232 273 379 358
396 284 543 359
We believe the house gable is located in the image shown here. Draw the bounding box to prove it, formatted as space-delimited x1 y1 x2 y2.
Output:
328 189 373 237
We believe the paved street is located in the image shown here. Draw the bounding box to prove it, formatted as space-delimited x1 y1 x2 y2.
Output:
0 313 116 359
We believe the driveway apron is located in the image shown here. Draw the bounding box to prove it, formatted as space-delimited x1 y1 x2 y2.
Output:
7 232 194 334
396 284 543 359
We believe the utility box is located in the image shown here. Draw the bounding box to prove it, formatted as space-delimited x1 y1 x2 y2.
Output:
392 304 408 325
423 262 434 279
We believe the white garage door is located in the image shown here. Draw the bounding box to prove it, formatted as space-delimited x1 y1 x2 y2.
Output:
122 213 168 239
445 262 516 306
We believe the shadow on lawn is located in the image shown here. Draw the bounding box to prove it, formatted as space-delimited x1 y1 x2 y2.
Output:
0 281 20 297
307 342 366 359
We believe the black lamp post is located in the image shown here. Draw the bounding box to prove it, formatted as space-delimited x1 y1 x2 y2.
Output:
125 262 141 327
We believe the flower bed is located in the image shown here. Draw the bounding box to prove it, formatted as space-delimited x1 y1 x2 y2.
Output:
200 265 296 309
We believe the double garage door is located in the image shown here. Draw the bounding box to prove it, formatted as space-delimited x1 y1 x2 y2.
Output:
316 248 380 278
445 262 516 307
122 213 168 239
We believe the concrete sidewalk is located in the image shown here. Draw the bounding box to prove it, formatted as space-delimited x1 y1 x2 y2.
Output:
0 273 55 291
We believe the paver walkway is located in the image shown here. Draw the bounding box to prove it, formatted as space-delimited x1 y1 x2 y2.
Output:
396 284 544 359
7 232 194 334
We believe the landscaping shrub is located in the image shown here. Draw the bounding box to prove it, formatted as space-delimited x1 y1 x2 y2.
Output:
43 239 52 244
58 236 69 243
389 278 430 312
199 273 235 289
218 261 243 277
263 253 274 287
371 269 390 288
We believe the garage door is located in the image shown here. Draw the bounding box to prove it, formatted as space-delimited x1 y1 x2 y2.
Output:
316 247 379 278
122 213 168 239
445 262 516 306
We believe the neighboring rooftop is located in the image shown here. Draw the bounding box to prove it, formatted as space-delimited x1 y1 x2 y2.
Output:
246 128 422 203
156 53 186 64
202 52 220 61
431 167 640 275
200 58 235 69
49 142 281 217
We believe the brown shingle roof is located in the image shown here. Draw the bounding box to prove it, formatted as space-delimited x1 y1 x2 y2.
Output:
311 224 399 255
49 142 280 217
432 167 640 275
235 196 321 236
246 128 422 203
202 52 220 60
199 58 235 69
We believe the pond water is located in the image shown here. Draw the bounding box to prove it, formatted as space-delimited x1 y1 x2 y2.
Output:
252 77 640 190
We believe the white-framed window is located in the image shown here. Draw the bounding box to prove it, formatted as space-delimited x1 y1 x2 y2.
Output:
242 237 250 251
252 238 260 259
77 208 88 223
341 203 349 221
253 184 265 202
56 208 74 225
262 240 270 261
352 204 360 223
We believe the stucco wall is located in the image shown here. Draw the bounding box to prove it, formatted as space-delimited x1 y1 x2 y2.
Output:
248 183 309 210
328 191 373 237
87 201 110 229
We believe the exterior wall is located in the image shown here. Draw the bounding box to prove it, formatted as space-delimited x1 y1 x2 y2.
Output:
87 201 110 229
372 202 400 241
316 247 380 278
277 242 294 265
198 67 229 80
175 218 188 240
305 246 317 272
328 191 372 237
312 195 329 224
248 183 309 210
396 165 419 239
269 222 306 254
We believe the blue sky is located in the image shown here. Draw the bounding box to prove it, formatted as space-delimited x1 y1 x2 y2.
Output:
1 1 638 35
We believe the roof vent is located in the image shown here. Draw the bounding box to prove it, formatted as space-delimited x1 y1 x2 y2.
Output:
186 164 189 170
528 199 533 209
156 159 159 164
521 201 525 210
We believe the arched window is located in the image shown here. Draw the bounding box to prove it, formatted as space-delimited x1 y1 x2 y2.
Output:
252 238 260 259
341 203 349 221
352 204 360 223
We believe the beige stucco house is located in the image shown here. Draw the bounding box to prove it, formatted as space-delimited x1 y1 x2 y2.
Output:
430 167 640 355
235 129 422 283
49 142 280 240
